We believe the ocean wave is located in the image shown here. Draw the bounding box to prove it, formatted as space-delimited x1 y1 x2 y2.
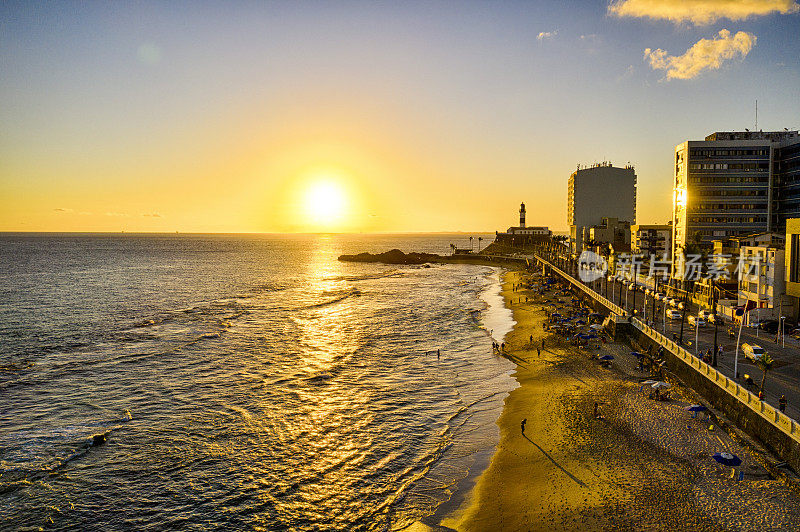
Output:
323 270 402 282
0 410 133 484
301 288 361 309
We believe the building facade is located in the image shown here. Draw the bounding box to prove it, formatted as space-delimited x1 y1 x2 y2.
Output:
737 244 790 320
587 217 631 252
568 162 637 254
631 224 672 259
672 130 800 266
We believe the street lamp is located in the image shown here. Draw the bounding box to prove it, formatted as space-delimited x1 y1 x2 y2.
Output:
734 307 746 378
780 315 787 348
712 282 719 367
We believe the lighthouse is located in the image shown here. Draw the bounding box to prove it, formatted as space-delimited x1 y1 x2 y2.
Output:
519 202 526 228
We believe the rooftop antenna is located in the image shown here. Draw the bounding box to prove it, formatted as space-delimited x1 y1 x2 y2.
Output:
755 99 758 131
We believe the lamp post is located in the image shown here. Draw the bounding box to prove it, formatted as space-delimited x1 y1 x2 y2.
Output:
712 282 719 367
780 316 787 348
734 307 746 378
679 299 687 345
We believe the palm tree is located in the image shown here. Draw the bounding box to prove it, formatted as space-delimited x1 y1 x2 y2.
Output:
450 243 455 255
756 353 775 393
469 236 473 251
478 236 483 252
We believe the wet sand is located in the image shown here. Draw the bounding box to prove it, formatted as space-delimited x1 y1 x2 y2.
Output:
441 270 800 531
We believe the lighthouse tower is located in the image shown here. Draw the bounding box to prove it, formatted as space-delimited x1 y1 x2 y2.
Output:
519 202 526 228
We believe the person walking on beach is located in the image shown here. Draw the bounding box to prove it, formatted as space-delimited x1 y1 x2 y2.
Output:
437 349 440 360
537 346 541 357
521 418 526 434
780 394 787 412
593 402 600 419
529 334 533 345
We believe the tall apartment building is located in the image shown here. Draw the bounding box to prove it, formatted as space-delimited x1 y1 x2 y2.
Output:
672 130 800 264
568 162 637 254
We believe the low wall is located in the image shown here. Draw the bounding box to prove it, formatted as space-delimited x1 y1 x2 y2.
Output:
630 319 800 472
533 254 800 472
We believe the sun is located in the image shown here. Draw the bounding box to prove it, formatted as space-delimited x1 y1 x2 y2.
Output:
304 180 347 227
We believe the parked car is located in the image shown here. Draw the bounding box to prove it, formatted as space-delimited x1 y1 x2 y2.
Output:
742 343 766 362
688 316 707 327
698 310 712 320
667 309 682 320
759 320 779 333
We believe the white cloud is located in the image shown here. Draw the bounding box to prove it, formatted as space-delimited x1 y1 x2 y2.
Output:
609 0 799 25
537 30 558 41
644 29 756 80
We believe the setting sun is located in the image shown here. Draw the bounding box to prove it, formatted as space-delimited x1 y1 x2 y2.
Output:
304 180 347 227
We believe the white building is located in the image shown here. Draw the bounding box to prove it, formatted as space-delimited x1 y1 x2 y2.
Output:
568 162 637 254
631 224 672 259
738 245 791 319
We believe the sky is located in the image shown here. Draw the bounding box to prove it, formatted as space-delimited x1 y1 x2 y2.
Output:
1 0 799 233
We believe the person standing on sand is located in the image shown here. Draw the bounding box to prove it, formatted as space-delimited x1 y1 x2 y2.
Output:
593 402 599 419
437 349 440 359
521 418 526 434
780 395 787 412
537 346 541 357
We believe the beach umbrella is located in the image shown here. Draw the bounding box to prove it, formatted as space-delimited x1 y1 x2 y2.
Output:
684 404 708 417
638 379 657 392
651 381 671 389
684 404 707 412
590 324 603 330
712 452 742 467
598 354 614 361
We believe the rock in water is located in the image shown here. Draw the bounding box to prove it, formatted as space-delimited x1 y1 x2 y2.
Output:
338 249 442 265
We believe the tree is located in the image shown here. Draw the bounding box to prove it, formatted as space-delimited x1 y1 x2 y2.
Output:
477 236 483 252
469 236 473 251
756 353 775 392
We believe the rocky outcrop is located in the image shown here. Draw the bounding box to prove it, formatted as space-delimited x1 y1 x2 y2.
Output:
338 249 442 265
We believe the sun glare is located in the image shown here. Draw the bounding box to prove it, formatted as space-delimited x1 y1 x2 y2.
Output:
304 180 347 227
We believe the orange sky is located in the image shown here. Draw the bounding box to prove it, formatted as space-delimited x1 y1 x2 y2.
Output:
2 2 798 233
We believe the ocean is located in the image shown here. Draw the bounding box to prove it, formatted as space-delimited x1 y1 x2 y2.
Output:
0 233 516 531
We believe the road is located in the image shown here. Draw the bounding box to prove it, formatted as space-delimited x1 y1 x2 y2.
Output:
598 281 800 420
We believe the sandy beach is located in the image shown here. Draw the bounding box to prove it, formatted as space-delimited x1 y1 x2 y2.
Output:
441 269 800 531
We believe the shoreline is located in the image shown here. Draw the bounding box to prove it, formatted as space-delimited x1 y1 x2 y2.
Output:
438 269 800 531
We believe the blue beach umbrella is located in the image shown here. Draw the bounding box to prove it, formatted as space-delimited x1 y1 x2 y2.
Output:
712 452 742 467
685 404 707 412
685 404 708 418
598 354 614 361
